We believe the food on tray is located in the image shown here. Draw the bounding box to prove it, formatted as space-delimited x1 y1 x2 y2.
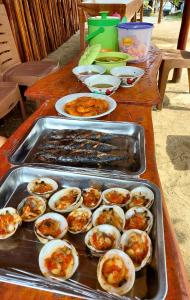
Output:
92 205 125 231
34 212 68 243
102 188 130 207
27 177 58 198
85 225 121 256
97 249 135 295
64 97 109 117
48 188 82 213
121 229 152 271
82 188 101 209
125 207 153 233
38 138 118 152
0 207 21 239
96 57 125 63
67 208 92 234
128 186 154 209
17 196 46 222
39 239 79 280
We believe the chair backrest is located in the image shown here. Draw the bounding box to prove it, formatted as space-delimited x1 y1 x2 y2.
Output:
0 4 21 75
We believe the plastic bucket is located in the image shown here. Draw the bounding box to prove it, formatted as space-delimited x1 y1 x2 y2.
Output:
118 22 154 63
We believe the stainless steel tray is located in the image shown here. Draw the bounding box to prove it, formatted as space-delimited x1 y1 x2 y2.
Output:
9 117 145 177
0 165 167 300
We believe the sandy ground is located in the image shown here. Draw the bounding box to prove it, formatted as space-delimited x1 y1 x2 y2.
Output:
0 16 189 280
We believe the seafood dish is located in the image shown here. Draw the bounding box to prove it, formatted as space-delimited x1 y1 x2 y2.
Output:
85 224 121 256
82 188 102 209
125 207 153 233
92 205 125 231
39 239 79 280
128 186 154 209
34 212 68 243
17 196 46 222
27 177 58 199
120 229 152 271
48 188 82 213
0 208 21 239
67 208 92 234
102 188 131 207
97 249 135 295
64 97 109 117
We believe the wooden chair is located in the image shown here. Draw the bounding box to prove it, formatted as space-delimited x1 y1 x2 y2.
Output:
157 49 190 110
0 4 59 87
0 81 26 119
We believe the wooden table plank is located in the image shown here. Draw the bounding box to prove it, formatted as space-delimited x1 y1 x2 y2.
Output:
0 100 189 299
25 45 162 107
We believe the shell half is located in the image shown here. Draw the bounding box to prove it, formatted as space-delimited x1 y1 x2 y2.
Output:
85 224 121 256
34 212 68 243
82 188 102 210
17 196 46 222
128 186 154 209
102 188 131 207
120 229 152 271
48 187 82 213
125 207 153 234
67 207 92 234
27 177 58 199
92 205 125 231
0 207 22 239
39 239 79 280
97 249 135 295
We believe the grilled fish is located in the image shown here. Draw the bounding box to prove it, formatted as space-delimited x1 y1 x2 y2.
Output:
38 138 118 152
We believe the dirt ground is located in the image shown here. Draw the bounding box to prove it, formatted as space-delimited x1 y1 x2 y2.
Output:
0 16 190 280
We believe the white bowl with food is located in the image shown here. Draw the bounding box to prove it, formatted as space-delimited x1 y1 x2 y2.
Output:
72 65 106 82
110 66 144 88
55 93 117 119
84 75 121 95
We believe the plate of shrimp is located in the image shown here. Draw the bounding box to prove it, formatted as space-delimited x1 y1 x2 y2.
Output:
55 93 117 119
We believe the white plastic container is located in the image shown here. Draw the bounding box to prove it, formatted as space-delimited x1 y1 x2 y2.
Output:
118 22 153 63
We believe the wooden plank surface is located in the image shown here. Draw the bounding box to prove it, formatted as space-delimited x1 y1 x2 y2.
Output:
0 99 189 299
25 45 162 107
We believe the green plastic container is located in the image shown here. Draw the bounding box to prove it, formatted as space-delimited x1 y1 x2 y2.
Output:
85 12 120 52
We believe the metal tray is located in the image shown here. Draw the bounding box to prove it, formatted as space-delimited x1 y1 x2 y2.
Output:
9 117 145 177
0 165 167 300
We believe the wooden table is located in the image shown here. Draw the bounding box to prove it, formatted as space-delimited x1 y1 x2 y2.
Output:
25 45 162 107
0 50 190 299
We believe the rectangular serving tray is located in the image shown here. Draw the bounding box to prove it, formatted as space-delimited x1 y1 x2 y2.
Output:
0 165 167 300
9 117 146 177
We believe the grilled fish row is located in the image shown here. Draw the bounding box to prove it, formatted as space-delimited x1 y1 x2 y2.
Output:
34 149 127 165
38 138 118 152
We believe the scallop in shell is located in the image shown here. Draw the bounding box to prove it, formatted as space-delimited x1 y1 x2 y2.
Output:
17 196 46 222
82 187 102 210
128 186 154 209
85 224 121 256
97 249 135 295
102 188 131 207
34 212 68 244
48 187 82 213
120 229 152 271
0 207 22 239
39 239 79 280
27 177 58 199
67 207 92 234
92 205 125 231
125 207 153 234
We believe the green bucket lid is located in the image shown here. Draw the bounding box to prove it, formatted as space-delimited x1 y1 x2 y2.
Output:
79 44 101 66
88 11 120 26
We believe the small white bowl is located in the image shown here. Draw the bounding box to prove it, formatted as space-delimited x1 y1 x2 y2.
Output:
84 75 121 95
110 66 144 88
72 65 106 82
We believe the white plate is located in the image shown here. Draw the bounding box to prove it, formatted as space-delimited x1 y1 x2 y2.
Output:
55 93 117 120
